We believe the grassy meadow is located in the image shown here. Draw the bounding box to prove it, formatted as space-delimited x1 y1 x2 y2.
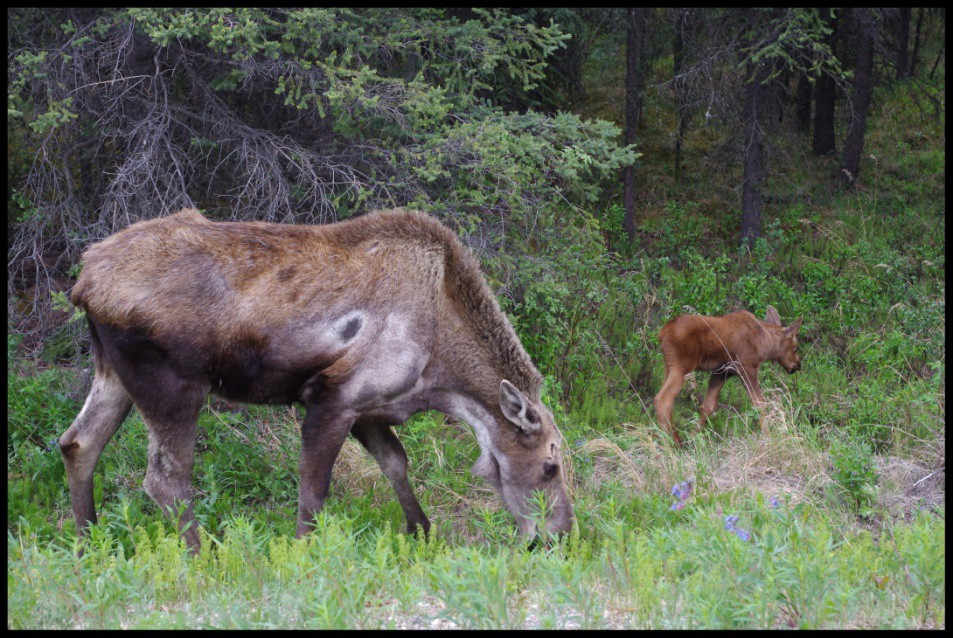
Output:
7 59 945 629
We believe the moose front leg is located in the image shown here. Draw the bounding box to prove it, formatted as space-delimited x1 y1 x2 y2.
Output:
296 405 357 537
351 421 430 536
736 365 769 432
142 416 201 552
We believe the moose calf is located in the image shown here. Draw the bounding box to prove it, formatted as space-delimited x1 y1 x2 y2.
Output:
654 306 803 445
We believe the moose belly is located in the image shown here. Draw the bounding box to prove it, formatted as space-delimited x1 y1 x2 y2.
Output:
204 333 342 406
92 320 331 406
201 311 374 404
207 363 319 405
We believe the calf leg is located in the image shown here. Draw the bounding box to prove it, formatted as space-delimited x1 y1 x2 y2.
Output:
698 371 728 427
735 365 769 432
59 368 133 538
749 379 770 433
296 404 357 537
351 421 430 535
654 368 686 446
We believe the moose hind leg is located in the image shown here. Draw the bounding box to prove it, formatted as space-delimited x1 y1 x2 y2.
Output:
351 421 430 536
139 396 204 553
654 369 686 446
59 368 133 537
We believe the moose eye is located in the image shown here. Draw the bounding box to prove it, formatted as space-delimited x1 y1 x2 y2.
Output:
542 461 559 481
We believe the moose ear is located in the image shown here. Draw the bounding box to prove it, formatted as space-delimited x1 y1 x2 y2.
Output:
499 380 540 435
765 305 781 326
785 317 803 337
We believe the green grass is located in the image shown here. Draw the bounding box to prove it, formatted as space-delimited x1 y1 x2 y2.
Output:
7 479 944 629
6 333 945 628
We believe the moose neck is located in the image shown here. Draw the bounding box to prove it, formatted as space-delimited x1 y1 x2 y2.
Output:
759 323 783 361
421 324 539 453
437 316 540 403
433 387 502 454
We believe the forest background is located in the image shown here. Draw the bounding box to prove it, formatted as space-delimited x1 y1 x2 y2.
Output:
7 7 945 629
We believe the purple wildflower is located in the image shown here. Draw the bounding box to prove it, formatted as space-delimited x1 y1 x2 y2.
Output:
769 496 781 509
672 481 693 500
723 514 751 541
670 479 694 510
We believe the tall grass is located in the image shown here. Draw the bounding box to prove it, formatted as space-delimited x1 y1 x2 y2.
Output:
7 335 945 628
8 485 944 629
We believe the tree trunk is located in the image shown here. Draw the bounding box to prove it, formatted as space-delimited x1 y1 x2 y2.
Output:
794 72 812 134
909 8 925 77
812 8 838 155
741 59 767 247
840 8 878 189
929 34 945 80
896 7 911 80
673 9 688 183
622 8 646 240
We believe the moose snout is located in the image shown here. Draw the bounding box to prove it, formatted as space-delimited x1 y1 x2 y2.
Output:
526 519 574 551
787 361 801 374
517 496 574 543
541 503 575 538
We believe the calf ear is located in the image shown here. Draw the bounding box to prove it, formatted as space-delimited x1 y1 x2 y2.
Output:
765 306 781 326
499 380 541 434
785 317 803 337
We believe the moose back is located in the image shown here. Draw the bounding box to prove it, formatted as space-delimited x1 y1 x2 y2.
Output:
61 208 574 550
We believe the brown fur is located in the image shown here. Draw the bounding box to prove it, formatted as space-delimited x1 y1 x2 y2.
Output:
62 208 572 551
653 306 803 446
71 208 541 401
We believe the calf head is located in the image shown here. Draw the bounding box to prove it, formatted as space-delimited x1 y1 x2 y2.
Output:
765 306 803 374
472 380 574 539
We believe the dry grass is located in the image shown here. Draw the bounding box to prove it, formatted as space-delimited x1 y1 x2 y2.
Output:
574 381 945 531
577 390 826 507
876 452 946 520
332 438 388 494
578 423 690 500
714 388 829 499
706 417 830 505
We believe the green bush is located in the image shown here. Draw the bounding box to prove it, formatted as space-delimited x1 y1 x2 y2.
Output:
828 437 880 517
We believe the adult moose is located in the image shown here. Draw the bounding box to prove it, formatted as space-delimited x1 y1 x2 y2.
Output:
654 306 803 446
61 208 574 551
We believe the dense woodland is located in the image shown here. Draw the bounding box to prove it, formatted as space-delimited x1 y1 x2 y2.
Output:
7 8 946 629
